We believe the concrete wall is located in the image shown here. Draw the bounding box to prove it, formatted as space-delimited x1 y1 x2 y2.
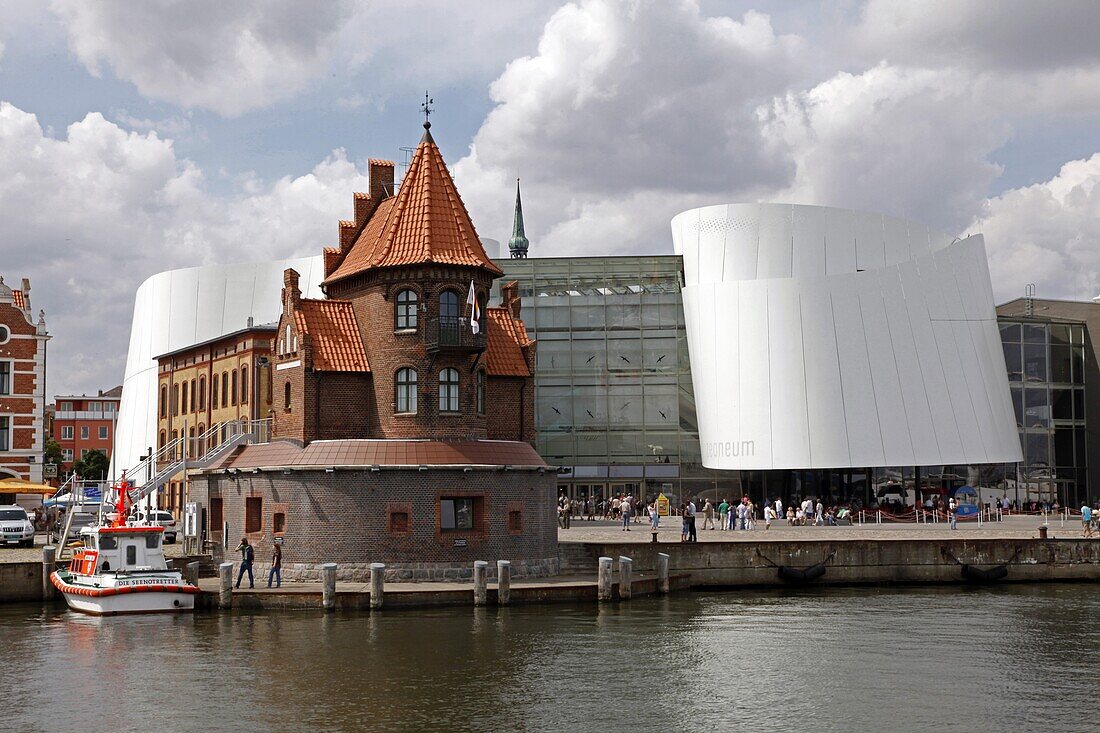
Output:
0 561 43 602
571 538 1100 586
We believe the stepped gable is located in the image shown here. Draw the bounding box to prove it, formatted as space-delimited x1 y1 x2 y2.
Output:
326 127 503 283
484 308 533 377
294 299 370 372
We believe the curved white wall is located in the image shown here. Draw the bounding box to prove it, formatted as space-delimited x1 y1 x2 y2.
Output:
673 203 1022 471
112 256 325 479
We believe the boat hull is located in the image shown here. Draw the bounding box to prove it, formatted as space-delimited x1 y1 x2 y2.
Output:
51 571 198 615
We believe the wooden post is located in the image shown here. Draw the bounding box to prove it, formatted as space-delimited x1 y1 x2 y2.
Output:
185 561 200 587
597 556 613 601
618 556 633 600
496 560 511 605
218 562 233 609
657 552 670 594
370 562 385 609
473 560 488 606
322 563 337 611
41 545 56 601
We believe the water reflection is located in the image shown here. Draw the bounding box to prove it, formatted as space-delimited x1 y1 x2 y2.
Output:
1 585 1097 732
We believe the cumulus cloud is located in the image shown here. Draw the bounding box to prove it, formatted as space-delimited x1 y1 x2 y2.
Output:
51 0 355 116
454 0 805 256
977 154 1100 302
0 101 371 393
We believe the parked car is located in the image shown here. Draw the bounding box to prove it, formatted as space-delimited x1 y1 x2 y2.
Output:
52 508 99 543
0 505 35 548
130 509 178 543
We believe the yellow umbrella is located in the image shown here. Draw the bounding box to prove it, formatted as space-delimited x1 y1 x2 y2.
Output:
0 477 57 495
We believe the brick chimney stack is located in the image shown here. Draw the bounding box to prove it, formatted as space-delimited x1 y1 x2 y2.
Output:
501 281 521 320
283 269 301 315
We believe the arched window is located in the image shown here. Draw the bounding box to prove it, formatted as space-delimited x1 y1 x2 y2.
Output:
159 385 167 418
284 324 292 354
439 290 460 318
231 370 238 406
476 370 486 414
284 381 292 411
438 368 459 412
439 290 461 347
158 430 166 450
190 379 196 412
241 366 249 404
396 289 418 330
197 424 205 456
181 382 188 414
198 377 206 409
221 372 229 408
395 368 418 414
211 373 218 408
172 384 179 415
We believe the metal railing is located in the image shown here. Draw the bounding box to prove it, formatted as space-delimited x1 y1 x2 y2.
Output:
424 315 486 352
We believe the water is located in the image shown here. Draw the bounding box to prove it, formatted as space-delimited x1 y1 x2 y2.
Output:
2 584 1096 732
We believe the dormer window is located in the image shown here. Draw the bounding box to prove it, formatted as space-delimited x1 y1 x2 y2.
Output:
396 289 418 330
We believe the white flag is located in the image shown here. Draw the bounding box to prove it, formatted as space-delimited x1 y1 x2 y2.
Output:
467 280 480 334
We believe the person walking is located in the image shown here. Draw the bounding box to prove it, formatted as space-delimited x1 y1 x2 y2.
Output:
763 503 775 530
267 539 282 588
775 497 783 523
1082 503 1093 538
649 501 660 531
235 537 255 589
948 498 958 530
621 496 633 531
815 500 824 527
686 499 698 542
702 499 715 530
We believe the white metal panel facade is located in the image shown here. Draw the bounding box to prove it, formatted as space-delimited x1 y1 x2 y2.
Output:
674 203 1022 471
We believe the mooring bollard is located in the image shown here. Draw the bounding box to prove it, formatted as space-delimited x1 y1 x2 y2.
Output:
370 562 385 609
185 561 200 587
496 560 511 606
618 556 633 600
218 562 233 609
42 546 56 601
473 560 488 606
322 563 337 611
598 556 613 601
657 552 670 594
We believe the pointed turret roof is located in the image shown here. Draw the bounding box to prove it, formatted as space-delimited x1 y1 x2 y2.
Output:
326 124 503 283
508 178 529 259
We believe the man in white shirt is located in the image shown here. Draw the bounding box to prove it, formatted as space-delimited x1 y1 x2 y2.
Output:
686 500 698 542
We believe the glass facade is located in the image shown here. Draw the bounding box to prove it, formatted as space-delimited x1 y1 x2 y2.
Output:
495 256 728 503
999 318 1088 506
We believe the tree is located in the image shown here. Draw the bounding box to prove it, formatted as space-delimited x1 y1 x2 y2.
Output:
44 438 64 467
73 449 110 481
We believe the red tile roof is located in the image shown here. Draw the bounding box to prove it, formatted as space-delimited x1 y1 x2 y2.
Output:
294 299 370 372
12 290 25 310
210 439 547 470
326 130 503 283
484 307 533 377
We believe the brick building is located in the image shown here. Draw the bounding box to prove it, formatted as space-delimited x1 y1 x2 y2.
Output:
53 386 122 478
0 277 49 487
190 121 556 580
155 322 275 514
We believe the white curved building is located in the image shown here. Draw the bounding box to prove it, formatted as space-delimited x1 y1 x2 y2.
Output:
112 256 324 478
672 203 1022 471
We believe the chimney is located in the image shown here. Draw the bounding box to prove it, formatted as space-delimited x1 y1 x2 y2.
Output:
21 278 30 296
369 159 395 201
283 269 301 315
501 280 521 321
247 316 254 328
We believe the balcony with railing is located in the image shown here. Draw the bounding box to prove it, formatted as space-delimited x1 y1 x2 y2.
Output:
424 315 487 354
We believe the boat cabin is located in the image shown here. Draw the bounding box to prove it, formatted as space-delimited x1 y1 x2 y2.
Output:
72 526 168 576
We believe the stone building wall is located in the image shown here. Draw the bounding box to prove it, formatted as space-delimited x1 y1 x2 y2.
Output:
191 466 558 581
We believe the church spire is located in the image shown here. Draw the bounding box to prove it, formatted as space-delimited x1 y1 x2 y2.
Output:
508 178 529 259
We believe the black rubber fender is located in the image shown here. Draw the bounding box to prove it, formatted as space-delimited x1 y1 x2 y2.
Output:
961 564 1008 583
777 562 827 583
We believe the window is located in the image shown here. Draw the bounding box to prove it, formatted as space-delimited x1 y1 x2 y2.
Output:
126 544 137 566
273 511 286 535
88 401 101 411
387 504 411 535
98 426 108 440
508 509 523 534
209 498 224 532
80 426 89 440
241 366 249 404
221 372 228 407
439 368 459 412
159 386 167 418
211 374 218 408
245 497 262 533
476 370 486 414
61 401 73 412
439 290 460 346
0 324 8 343
396 289 418 329
181 382 188 413
0 362 10 395
172 384 179 414
104 402 116 413
62 448 73 463
440 498 475 531
190 379 196 412
0 416 10 451
284 381 292 411
61 425 74 440
198 377 206 409
395 368 418 413
231 370 238 406
80 449 90 459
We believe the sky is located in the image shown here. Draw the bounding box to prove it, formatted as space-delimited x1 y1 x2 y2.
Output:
2 0 1100 398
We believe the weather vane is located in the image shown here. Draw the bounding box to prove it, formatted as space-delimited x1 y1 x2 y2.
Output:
421 90 434 129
